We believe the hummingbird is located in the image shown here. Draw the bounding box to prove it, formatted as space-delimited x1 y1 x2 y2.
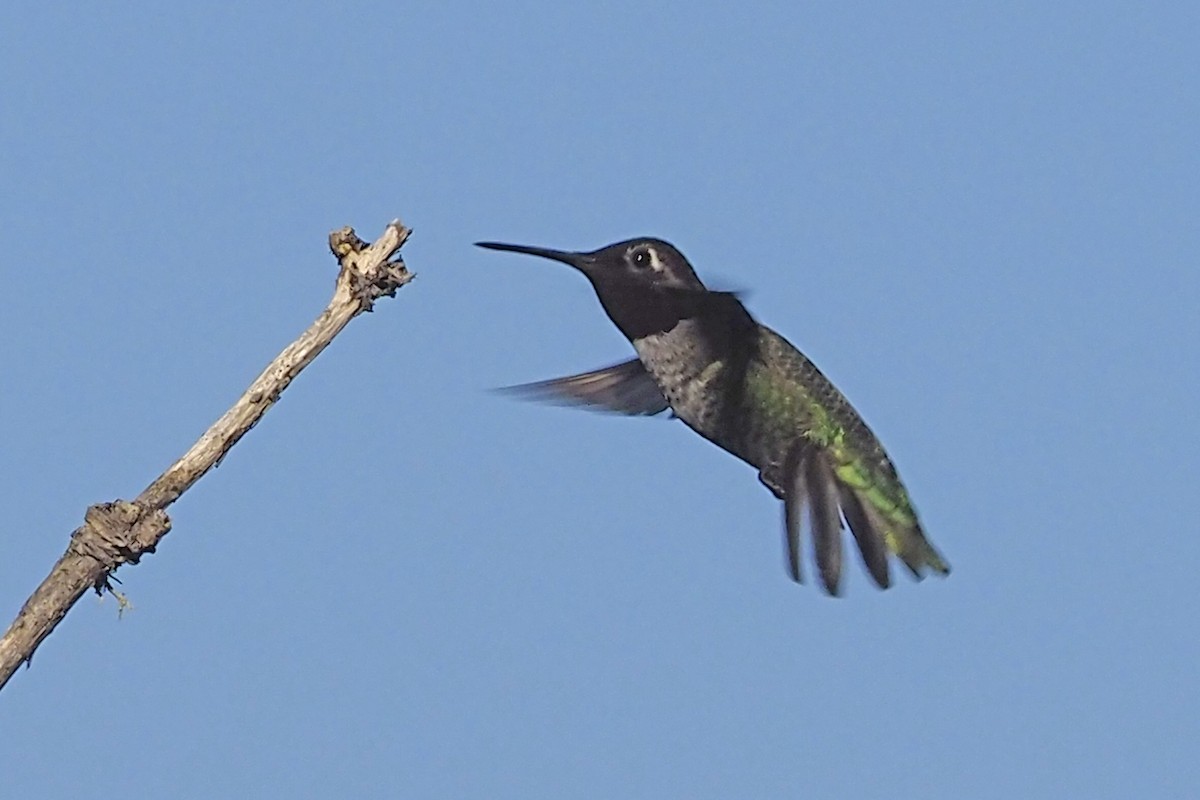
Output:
476 237 949 595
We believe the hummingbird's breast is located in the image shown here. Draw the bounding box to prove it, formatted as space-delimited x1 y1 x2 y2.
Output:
631 321 717 416
632 320 782 475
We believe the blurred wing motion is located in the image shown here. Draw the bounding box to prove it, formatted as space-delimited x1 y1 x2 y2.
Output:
499 359 670 416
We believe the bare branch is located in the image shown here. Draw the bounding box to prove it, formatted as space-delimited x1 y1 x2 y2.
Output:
0 220 413 691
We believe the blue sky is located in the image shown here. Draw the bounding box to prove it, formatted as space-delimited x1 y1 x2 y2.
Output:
2 3 1197 797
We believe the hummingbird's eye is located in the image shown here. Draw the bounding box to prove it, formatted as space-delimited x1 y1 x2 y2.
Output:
631 247 656 270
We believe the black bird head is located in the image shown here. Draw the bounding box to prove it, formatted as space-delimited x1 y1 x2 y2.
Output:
477 238 727 341
476 238 707 293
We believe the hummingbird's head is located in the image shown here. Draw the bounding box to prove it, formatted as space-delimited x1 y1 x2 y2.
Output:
476 238 707 293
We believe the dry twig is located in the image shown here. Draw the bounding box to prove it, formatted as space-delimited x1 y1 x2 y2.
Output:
0 220 413 691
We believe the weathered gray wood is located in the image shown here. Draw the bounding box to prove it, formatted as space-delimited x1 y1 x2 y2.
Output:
0 221 413 691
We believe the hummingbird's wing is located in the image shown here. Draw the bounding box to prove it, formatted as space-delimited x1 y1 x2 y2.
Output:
498 359 670 416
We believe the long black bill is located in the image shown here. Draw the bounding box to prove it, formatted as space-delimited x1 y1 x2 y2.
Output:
475 241 593 271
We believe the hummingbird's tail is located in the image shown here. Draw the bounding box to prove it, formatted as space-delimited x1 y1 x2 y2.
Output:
870 514 951 583
780 445 950 595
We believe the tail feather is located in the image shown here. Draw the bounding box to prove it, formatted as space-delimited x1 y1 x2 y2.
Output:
837 483 891 589
781 445 809 584
856 493 950 580
807 456 845 596
775 447 948 593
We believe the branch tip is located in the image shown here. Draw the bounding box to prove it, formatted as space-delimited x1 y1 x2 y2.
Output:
0 217 411 692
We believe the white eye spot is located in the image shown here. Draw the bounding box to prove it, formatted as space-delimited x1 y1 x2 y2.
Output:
648 247 663 271
631 246 663 272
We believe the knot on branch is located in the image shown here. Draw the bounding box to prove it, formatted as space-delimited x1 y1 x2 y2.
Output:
68 501 172 577
329 220 414 312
